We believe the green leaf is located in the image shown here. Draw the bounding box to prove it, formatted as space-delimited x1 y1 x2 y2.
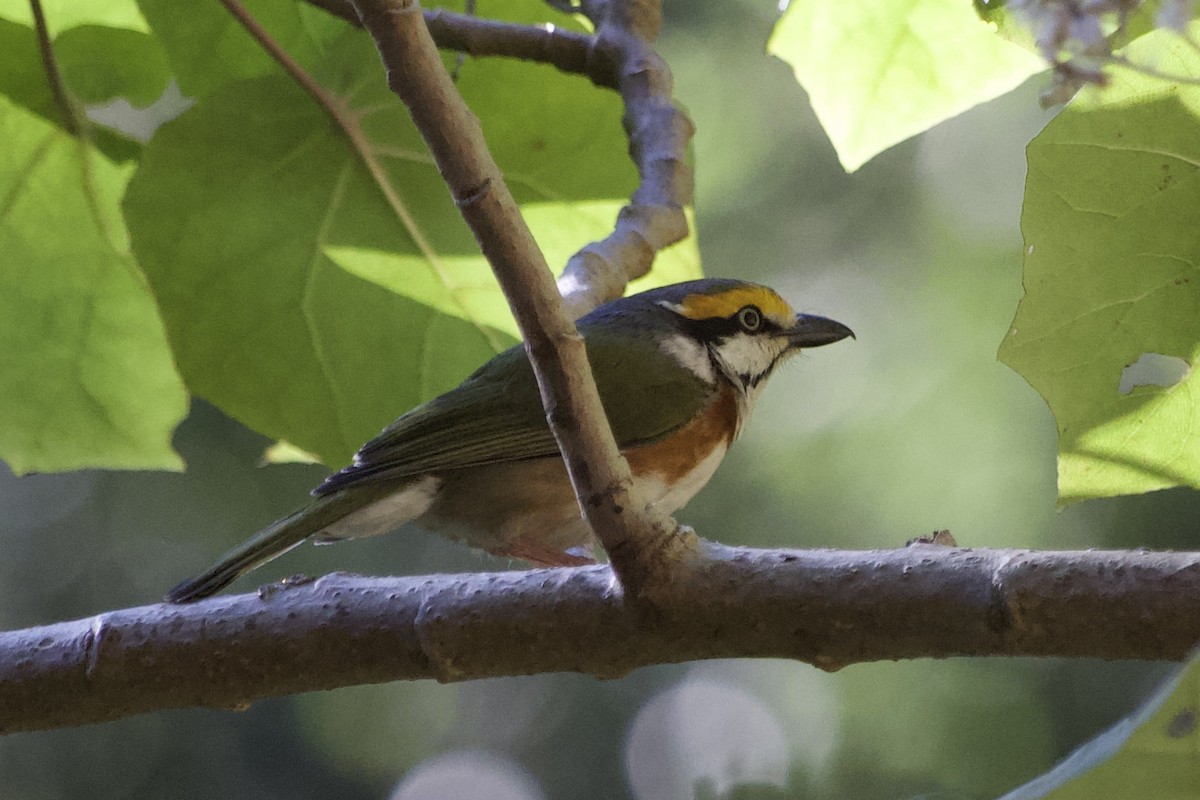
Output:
0 21 144 162
136 0 349 99
124 28 698 467
999 29 1200 505
0 0 147 35
1000 653 1200 799
0 96 187 473
0 19 55 119
54 25 171 107
769 0 1044 172
329 204 701 340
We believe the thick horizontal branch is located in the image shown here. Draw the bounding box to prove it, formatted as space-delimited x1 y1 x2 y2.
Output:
4 545 1200 734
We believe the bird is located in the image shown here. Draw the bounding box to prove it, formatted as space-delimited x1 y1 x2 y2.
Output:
165 278 853 602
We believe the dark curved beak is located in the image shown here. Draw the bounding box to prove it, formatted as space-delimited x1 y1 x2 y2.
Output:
787 314 855 349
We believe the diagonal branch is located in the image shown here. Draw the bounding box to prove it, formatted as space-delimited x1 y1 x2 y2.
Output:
4 545 1200 734
348 0 694 595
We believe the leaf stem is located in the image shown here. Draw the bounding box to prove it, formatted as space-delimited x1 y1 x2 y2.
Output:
28 0 79 135
216 0 507 351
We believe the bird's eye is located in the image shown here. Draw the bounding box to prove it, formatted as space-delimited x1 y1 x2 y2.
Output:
736 306 762 331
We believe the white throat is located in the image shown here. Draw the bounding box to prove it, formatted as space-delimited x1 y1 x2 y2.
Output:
708 332 790 418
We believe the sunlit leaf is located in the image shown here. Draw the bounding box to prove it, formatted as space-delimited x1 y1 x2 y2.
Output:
261 440 320 465
999 28 1200 505
0 0 147 35
0 96 186 473
330 204 702 340
1000 653 1200 799
769 0 1044 172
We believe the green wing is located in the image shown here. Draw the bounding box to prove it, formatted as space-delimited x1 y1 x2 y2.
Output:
314 327 715 495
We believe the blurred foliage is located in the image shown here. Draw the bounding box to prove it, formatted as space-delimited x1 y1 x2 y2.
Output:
1002 651 1200 799
1 0 1200 799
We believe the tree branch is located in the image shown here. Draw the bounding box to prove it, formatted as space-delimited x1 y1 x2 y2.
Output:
4 545 1199 734
348 0 695 595
302 0 692 315
555 0 694 316
304 0 612 85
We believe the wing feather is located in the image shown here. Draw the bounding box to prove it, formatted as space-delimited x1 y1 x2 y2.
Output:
314 324 715 496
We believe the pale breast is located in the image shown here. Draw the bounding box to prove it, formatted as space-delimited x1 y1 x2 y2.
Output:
625 381 740 515
636 441 728 514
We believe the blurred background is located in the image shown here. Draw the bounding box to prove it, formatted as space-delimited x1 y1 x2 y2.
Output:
2 0 1198 798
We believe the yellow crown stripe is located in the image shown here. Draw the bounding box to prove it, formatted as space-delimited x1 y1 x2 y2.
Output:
676 286 794 324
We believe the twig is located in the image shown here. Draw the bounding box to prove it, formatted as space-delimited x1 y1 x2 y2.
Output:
302 0 612 86
349 0 694 595
28 0 79 135
424 7 610 85
5 546 1200 733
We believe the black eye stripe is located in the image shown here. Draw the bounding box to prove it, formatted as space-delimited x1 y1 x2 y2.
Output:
683 306 780 341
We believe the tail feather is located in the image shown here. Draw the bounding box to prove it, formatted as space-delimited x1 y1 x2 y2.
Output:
164 492 367 603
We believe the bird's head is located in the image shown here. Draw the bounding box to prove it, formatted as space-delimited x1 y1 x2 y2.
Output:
581 278 854 396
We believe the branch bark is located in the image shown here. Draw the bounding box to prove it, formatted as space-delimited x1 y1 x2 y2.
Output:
304 0 612 85
349 0 695 595
4 545 1199 734
555 0 694 317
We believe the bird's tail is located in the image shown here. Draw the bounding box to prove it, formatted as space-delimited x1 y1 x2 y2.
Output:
164 492 366 603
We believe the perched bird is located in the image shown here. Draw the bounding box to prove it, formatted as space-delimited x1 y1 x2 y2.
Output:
165 278 852 602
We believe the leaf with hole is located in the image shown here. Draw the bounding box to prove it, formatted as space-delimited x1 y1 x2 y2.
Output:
999 28 1200 504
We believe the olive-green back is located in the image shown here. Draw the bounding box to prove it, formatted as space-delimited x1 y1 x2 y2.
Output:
316 324 714 494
